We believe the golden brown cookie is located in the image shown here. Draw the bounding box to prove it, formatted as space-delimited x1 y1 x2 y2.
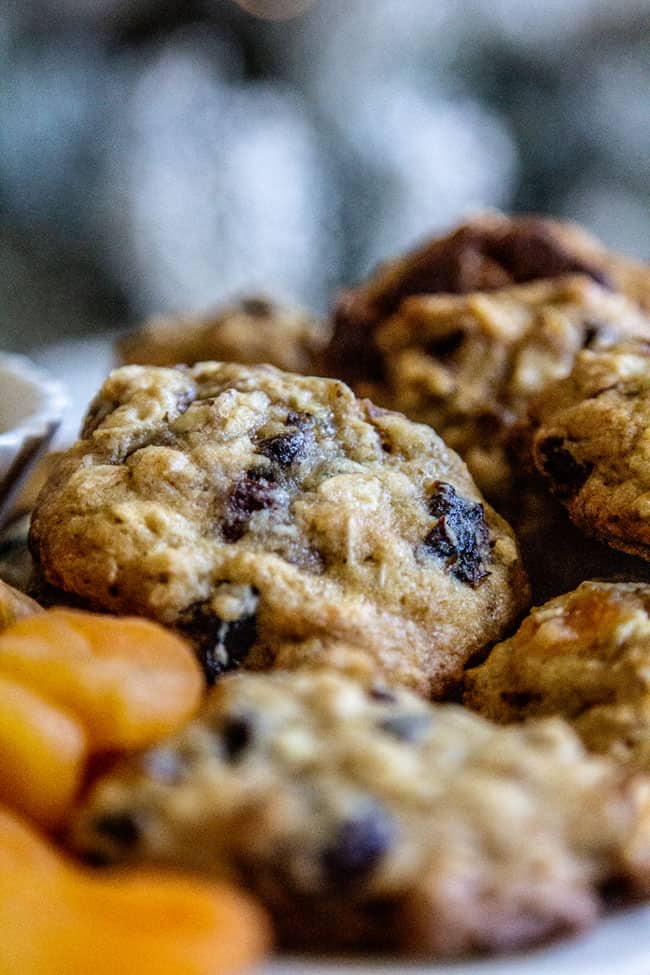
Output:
362 276 649 499
29 363 528 696
117 297 328 375
465 580 650 774
71 668 650 956
530 342 650 561
326 211 650 390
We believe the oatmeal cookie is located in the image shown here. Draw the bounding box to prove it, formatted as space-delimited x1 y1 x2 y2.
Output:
367 277 649 498
530 342 650 561
29 363 527 696
326 211 650 389
70 668 650 956
117 297 327 375
465 581 650 773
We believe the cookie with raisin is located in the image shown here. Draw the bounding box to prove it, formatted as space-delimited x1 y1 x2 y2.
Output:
29 362 527 696
117 297 327 376
368 276 649 500
325 215 650 501
71 668 650 955
327 211 650 388
465 580 650 773
530 342 650 562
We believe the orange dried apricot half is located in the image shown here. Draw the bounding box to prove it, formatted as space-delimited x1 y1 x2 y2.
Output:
0 609 204 750
0 675 86 830
0 805 271 975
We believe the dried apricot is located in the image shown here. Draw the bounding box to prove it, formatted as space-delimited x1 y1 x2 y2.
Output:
0 805 271 975
0 609 204 750
0 675 86 830
0 579 42 632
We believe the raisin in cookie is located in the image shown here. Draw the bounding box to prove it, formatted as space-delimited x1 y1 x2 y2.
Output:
117 297 327 375
364 277 650 499
530 342 650 561
326 211 650 389
465 581 650 773
70 669 650 956
29 363 528 696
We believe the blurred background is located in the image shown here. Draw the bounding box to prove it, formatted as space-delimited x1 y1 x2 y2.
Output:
1 0 649 353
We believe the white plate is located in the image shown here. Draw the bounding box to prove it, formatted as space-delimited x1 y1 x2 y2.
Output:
0 351 67 527
28 336 650 975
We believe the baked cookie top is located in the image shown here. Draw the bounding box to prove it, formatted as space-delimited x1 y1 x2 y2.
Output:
370 276 650 498
326 211 650 388
29 362 527 696
530 342 650 561
465 580 650 772
117 297 327 375
71 668 650 956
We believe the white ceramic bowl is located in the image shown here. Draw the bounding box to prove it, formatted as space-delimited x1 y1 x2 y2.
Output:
0 352 68 529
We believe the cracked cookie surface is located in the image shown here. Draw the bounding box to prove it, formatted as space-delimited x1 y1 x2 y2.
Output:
326 212 650 392
530 342 650 561
29 362 527 695
117 297 327 375
465 581 650 773
359 276 650 498
70 668 650 956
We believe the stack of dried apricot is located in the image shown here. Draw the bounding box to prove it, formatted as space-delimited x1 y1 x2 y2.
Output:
0 592 270 973
0 607 204 829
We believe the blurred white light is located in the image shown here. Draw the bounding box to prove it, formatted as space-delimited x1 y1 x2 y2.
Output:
100 39 341 315
335 81 518 272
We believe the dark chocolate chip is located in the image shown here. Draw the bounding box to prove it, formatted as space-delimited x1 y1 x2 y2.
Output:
200 613 258 684
178 593 259 684
256 430 305 467
240 297 273 317
368 686 397 704
378 712 430 743
220 714 254 761
321 803 394 886
423 481 490 586
536 436 593 499
582 319 618 349
223 475 278 541
427 480 461 519
286 410 315 427
91 811 143 849
600 876 633 909
246 464 279 483
424 329 465 360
